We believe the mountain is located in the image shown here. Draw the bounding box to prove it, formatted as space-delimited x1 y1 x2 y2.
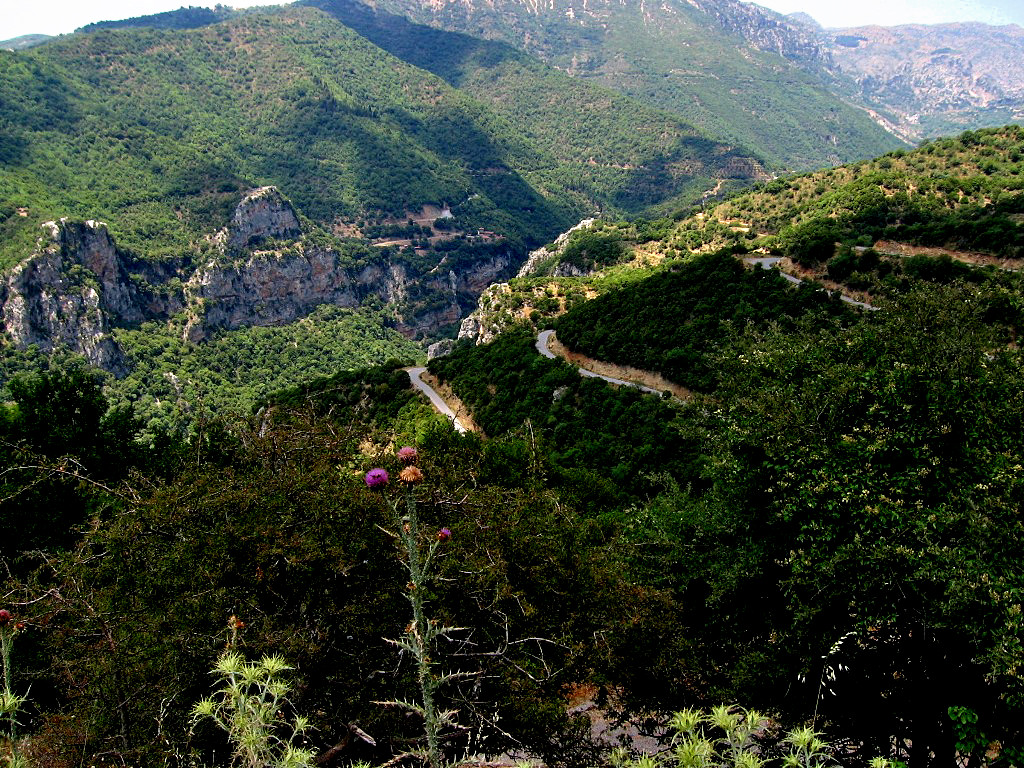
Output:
822 22 1024 140
0 1 775 422
0 34 53 51
0 2 766 257
665 123 1024 265
335 0 904 170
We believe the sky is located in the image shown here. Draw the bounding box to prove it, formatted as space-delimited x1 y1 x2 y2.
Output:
754 0 1024 28
2 0 1023 39
1 0 289 40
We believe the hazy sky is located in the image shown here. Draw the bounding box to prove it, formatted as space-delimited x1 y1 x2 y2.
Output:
1 0 288 40
2 0 1023 40
755 0 1024 27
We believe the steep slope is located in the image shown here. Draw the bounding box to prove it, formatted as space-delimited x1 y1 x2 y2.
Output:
0 0 778 387
460 126 1024 353
823 22 1024 140
661 124 1024 263
341 0 903 170
0 3 767 261
305 0 767 211
0 5 568 263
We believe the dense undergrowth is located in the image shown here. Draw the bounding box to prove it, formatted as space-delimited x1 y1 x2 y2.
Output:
658 125 1024 266
1 272 1023 767
554 249 853 391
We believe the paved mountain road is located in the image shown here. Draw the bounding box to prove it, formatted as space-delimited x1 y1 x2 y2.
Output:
537 330 665 395
744 256 878 310
406 367 468 433
412 261 880 423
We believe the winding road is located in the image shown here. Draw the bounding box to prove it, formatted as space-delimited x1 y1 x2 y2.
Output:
408 331 668 428
536 330 665 394
410 260 881 423
744 256 878 311
406 367 468 433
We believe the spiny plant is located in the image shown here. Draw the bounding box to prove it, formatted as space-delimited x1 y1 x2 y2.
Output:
365 446 465 768
0 609 28 768
191 618 316 768
613 706 893 768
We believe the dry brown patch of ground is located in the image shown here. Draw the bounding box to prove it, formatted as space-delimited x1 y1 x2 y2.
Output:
873 240 1023 270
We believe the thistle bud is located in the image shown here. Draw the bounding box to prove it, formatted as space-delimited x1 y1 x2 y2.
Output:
399 466 424 485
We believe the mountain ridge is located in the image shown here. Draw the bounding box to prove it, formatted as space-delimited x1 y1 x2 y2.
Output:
341 0 904 170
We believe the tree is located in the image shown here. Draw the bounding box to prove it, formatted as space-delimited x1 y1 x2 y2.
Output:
632 284 1024 765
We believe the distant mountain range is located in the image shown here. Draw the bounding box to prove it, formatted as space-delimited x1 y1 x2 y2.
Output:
335 0 901 169
820 21 1024 140
348 0 1023 145
6 0 1023 146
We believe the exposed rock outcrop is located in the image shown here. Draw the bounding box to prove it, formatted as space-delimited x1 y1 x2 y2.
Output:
226 186 302 251
687 0 833 69
0 220 185 376
457 282 514 345
826 22 1024 137
182 251 410 343
0 187 521 375
427 338 457 360
517 218 596 278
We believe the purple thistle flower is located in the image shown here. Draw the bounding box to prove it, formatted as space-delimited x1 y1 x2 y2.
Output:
365 468 389 489
437 527 452 542
0 609 11 626
397 446 418 465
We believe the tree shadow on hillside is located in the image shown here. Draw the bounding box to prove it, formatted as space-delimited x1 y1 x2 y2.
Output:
303 0 528 88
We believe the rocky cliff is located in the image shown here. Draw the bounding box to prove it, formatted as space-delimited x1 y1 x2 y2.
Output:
686 0 833 69
825 22 1024 138
0 187 516 375
0 219 185 376
224 186 303 251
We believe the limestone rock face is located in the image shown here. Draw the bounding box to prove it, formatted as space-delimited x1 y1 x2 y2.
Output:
226 186 303 251
0 220 185 376
0 188 520 373
457 282 514 346
183 250 372 342
427 338 457 360
517 219 595 278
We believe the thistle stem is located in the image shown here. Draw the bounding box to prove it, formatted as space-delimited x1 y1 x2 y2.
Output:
398 482 442 768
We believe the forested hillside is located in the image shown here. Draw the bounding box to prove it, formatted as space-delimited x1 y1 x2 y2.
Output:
343 0 904 170
0 1 771 424
554 249 853 391
508 125 1024 340
663 125 1024 263
0 2 754 267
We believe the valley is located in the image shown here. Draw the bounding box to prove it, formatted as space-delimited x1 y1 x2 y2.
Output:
0 2 1023 767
